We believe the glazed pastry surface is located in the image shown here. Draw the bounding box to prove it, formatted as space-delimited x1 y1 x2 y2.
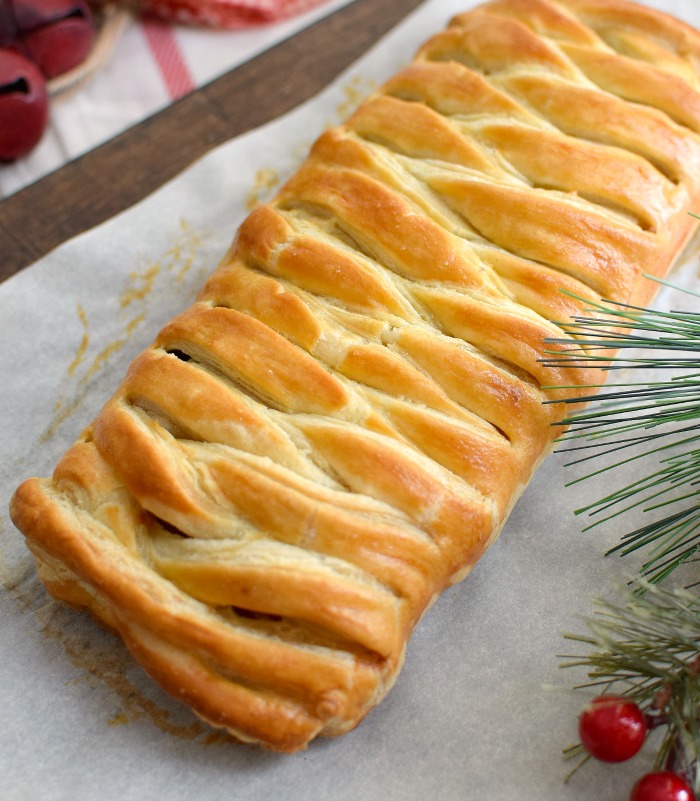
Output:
11 0 700 751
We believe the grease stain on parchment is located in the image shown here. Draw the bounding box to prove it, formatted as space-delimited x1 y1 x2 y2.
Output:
66 304 89 378
333 75 379 124
119 264 161 309
0 536 232 746
0 553 47 616
5 217 235 745
44 601 233 744
40 219 210 445
0 518 43 615
246 168 281 211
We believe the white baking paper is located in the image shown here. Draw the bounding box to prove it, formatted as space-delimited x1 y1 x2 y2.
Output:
2 2 700 799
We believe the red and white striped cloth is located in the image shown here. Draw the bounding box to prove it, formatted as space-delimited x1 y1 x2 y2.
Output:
0 0 354 198
141 20 196 99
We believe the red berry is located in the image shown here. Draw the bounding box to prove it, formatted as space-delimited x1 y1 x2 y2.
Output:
578 694 647 763
630 772 695 801
0 47 48 160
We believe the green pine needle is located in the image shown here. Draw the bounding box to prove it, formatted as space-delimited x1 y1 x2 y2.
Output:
544 291 700 585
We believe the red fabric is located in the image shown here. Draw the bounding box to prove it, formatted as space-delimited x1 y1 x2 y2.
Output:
140 0 332 29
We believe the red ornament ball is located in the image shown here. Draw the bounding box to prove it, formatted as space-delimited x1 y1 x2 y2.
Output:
630 772 695 801
578 694 647 763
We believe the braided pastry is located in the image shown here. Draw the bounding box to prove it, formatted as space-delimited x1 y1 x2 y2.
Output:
11 0 700 751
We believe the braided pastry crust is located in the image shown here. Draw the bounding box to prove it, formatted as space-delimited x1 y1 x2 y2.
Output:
11 0 700 751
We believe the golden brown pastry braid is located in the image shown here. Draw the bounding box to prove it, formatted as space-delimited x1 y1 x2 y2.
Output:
11 0 700 751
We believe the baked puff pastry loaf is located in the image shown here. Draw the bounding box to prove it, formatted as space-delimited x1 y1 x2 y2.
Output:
11 0 700 751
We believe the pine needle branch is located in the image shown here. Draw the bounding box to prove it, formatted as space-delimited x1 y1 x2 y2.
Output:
560 583 700 793
551 283 700 793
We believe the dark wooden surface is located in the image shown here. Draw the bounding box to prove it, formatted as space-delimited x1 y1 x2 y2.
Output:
0 0 425 284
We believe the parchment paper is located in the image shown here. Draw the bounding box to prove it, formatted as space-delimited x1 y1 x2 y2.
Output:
2 2 700 799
